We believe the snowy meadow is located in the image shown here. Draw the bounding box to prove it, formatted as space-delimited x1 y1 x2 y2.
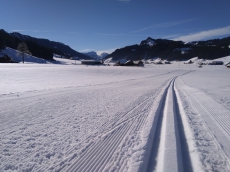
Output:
0 59 230 172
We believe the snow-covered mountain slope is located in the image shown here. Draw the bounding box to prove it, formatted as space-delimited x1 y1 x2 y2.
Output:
184 55 230 65
2 47 47 63
140 37 156 46
0 64 230 171
100 52 109 58
83 51 99 59
214 55 230 64
1 47 84 65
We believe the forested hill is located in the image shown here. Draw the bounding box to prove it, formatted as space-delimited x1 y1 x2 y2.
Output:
0 29 54 60
106 37 230 61
0 29 91 60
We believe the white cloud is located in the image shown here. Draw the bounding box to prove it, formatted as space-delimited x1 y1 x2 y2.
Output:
131 19 196 33
11 30 51 33
162 34 183 39
174 26 230 42
11 29 30 32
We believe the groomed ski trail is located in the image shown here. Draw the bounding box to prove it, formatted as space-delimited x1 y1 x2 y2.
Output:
145 76 201 172
63 73 200 172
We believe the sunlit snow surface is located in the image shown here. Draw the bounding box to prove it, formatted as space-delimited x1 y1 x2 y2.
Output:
0 60 230 172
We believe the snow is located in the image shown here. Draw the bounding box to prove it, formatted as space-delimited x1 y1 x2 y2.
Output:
152 58 162 64
146 40 155 46
2 47 47 64
0 57 230 171
2 47 85 65
213 55 230 65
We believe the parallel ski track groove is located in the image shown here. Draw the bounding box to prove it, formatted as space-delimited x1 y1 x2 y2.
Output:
172 81 193 172
146 77 176 172
146 75 193 172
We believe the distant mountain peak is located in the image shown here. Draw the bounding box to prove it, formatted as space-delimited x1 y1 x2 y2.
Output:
140 37 156 46
83 51 109 59
146 37 154 41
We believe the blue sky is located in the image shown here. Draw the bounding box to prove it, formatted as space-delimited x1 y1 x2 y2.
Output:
1 0 230 54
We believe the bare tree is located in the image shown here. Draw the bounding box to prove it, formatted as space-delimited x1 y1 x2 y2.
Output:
17 42 31 63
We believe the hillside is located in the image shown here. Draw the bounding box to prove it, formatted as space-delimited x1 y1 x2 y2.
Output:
0 29 55 60
0 29 92 61
106 37 230 61
10 32 92 59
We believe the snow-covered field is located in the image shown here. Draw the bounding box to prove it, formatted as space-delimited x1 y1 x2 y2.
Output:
0 58 230 172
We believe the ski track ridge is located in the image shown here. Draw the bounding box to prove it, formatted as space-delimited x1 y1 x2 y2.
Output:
63 73 195 172
146 75 194 172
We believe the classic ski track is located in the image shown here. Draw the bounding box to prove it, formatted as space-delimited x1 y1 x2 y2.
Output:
63 79 173 172
146 76 194 172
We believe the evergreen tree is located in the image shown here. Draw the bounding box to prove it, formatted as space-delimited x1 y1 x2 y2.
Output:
17 42 31 63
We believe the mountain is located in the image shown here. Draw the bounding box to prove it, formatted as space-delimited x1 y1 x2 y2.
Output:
0 29 54 60
83 51 109 59
106 37 230 61
100 52 109 58
2 28 230 62
140 37 156 46
9 32 92 60
83 51 99 59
